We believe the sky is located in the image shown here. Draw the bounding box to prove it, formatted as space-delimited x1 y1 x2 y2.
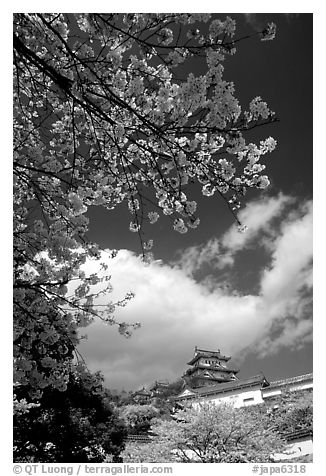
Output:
73 13 314 392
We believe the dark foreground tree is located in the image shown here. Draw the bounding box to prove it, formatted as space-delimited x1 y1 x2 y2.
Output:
122 402 286 462
13 13 277 397
14 363 127 463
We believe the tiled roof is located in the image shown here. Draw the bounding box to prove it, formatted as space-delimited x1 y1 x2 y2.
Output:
133 388 151 396
267 373 313 389
175 374 269 400
148 380 169 391
186 365 239 375
283 428 313 442
126 434 152 443
187 349 230 365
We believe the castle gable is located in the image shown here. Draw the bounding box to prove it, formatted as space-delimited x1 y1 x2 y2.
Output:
177 388 197 398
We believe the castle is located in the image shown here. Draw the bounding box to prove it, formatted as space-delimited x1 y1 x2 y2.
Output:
132 346 313 408
175 347 313 460
175 347 313 411
183 346 239 386
131 346 313 459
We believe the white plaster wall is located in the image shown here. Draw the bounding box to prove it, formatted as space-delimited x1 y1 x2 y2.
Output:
262 388 282 398
263 380 313 399
273 438 313 460
191 387 264 409
180 377 313 409
290 381 313 391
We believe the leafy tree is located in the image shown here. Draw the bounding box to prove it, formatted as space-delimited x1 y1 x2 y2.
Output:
262 390 313 462
158 378 185 397
14 363 127 463
267 390 313 436
13 13 277 398
122 402 286 463
119 404 160 434
146 379 186 414
183 373 204 388
115 390 136 407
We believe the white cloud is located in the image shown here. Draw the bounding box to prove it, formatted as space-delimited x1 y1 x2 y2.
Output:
77 196 312 390
175 193 293 275
221 193 293 251
255 200 313 354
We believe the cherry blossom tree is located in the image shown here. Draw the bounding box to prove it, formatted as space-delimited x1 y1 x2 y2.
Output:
122 401 286 463
119 404 160 434
267 390 313 436
13 14 277 399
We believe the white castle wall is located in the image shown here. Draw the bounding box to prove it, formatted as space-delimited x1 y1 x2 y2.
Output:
191 386 264 409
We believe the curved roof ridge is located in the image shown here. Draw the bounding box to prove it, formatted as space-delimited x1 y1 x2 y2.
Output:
269 373 313 386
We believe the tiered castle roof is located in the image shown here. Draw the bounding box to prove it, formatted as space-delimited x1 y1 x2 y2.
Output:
186 347 231 365
184 346 239 386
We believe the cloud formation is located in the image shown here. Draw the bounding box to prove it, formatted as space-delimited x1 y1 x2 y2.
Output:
174 193 294 276
77 195 312 390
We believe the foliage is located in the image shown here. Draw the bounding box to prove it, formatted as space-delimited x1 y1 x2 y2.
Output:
157 379 185 397
268 390 313 436
13 363 127 463
148 379 186 412
183 373 204 388
122 401 286 463
115 390 136 406
13 13 277 397
119 404 160 434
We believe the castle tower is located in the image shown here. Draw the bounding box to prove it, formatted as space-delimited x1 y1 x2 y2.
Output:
184 346 239 388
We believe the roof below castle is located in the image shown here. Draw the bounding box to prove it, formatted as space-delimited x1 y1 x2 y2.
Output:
125 434 153 443
133 387 151 397
175 373 269 400
187 348 231 365
148 380 169 391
